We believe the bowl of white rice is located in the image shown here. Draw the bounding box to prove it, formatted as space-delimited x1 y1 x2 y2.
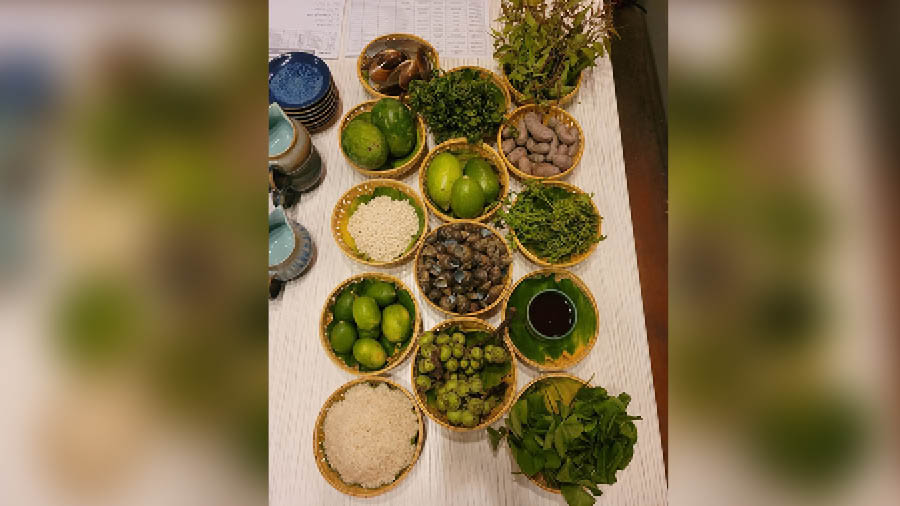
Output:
313 377 424 497
331 179 428 267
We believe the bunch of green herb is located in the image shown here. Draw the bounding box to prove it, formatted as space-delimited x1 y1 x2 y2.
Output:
492 0 615 103
495 180 604 264
488 378 640 506
407 68 506 143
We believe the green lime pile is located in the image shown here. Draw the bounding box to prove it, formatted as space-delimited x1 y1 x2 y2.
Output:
413 326 512 428
425 152 501 219
341 98 423 171
327 278 416 370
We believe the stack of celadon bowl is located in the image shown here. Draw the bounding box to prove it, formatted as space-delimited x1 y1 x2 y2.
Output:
269 51 340 133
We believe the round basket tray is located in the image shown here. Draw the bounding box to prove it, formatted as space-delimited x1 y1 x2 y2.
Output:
509 373 589 493
313 376 425 497
498 104 584 181
509 181 601 268
501 268 599 371
331 179 428 267
408 317 517 432
413 220 513 317
319 272 422 376
357 33 440 99
417 138 509 223
501 69 583 107
337 99 427 179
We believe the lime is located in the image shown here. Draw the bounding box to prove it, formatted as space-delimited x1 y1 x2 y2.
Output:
425 152 462 211
353 338 387 369
381 304 411 343
357 326 381 339
363 281 396 307
464 158 500 203
333 289 355 321
329 321 357 354
450 176 486 219
352 295 381 330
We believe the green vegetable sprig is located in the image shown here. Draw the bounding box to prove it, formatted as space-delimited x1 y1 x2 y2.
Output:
488 380 641 506
407 68 506 143
495 180 604 264
492 0 615 103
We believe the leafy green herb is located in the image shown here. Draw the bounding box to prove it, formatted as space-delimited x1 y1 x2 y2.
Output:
489 377 640 506
495 179 604 264
407 68 506 143
492 0 616 103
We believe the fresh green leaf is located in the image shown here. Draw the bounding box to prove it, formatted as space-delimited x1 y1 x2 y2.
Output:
487 426 508 451
561 485 595 506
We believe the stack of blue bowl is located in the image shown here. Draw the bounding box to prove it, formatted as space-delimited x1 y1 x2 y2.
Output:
269 52 340 133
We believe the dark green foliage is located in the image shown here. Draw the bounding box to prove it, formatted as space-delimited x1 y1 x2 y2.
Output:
492 0 615 103
407 68 506 143
488 378 640 506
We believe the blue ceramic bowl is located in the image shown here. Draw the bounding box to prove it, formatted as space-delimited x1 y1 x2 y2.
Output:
269 52 332 110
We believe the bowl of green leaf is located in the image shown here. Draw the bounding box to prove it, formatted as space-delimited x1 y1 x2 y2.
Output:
407 66 510 143
487 374 641 505
503 269 599 370
496 180 604 267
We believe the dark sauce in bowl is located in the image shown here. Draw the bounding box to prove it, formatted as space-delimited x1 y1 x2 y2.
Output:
527 290 576 339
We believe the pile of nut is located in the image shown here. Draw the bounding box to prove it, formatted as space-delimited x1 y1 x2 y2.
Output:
500 111 581 177
416 223 511 314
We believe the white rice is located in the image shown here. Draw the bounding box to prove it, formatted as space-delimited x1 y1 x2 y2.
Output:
347 196 419 262
322 383 419 489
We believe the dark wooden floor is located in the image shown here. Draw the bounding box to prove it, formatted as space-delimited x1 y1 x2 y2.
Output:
610 4 669 475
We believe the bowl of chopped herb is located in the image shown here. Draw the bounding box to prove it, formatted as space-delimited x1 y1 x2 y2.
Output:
497 180 604 267
407 66 510 144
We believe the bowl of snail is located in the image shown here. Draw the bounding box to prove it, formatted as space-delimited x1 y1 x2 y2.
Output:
419 138 509 222
410 318 516 431
321 273 421 375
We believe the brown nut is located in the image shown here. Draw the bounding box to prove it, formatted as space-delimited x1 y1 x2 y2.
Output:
515 118 528 146
526 138 550 154
533 162 560 177
568 139 580 156
501 138 516 154
554 123 578 145
507 146 527 163
550 154 572 169
517 156 534 175
528 153 545 163
524 113 554 142
502 126 513 139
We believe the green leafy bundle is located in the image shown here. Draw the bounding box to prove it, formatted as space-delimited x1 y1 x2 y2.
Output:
407 68 506 143
492 0 615 103
488 378 640 506
495 180 604 264
506 274 596 364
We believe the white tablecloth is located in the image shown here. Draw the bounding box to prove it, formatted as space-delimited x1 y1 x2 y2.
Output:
269 4 667 505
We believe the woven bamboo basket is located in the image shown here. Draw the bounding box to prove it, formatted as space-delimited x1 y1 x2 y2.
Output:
338 100 427 179
417 138 509 223
319 272 422 376
331 179 428 267
501 69 583 108
509 181 602 267
413 220 513 317
408 317 517 432
357 33 439 99
313 376 425 497
498 104 584 181
501 268 599 371
508 373 589 493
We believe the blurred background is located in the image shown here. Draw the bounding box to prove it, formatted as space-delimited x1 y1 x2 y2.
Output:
669 1 898 505
0 2 266 505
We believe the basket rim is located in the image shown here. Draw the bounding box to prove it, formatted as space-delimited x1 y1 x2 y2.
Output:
319 272 422 376
357 33 440 100
497 104 584 181
337 99 427 179
507 180 601 267
330 178 429 267
413 220 513 317
500 268 599 371
407 317 517 432
312 376 425 497
417 138 509 223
